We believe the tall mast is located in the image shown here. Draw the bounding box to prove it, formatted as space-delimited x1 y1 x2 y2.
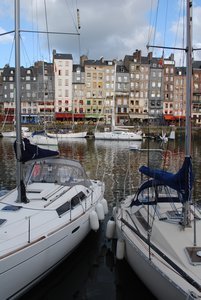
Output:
15 0 23 202
111 62 116 131
183 0 192 226
185 0 192 157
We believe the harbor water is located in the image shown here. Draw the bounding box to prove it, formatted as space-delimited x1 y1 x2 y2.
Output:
1 135 201 299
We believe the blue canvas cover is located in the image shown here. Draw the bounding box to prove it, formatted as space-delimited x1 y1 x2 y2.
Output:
138 156 193 203
14 138 59 163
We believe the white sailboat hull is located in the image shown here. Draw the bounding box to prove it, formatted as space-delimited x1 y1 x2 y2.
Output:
29 134 58 146
2 127 31 138
47 132 87 139
0 158 107 299
94 131 142 141
113 199 201 300
1 209 94 299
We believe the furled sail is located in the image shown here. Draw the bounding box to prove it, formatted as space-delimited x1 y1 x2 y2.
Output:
138 156 193 203
14 138 59 163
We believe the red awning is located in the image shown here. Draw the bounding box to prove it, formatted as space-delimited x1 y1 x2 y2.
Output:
74 113 85 119
55 113 72 119
174 116 185 119
164 115 186 121
163 115 175 120
55 113 85 119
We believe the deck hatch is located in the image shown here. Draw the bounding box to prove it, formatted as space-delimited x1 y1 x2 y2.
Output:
2 205 22 211
185 247 201 265
0 219 6 226
56 191 87 217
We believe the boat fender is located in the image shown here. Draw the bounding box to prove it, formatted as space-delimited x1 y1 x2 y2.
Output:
112 206 116 217
106 218 115 239
95 203 105 221
89 211 99 231
101 198 108 215
116 239 125 260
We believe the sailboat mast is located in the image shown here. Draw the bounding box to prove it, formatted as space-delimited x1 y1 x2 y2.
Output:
185 0 192 157
111 62 116 130
15 0 23 202
183 0 192 226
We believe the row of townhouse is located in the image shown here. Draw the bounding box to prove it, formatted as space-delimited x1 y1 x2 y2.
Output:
0 49 201 126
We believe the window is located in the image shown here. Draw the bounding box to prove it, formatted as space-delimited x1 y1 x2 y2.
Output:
65 90 68 97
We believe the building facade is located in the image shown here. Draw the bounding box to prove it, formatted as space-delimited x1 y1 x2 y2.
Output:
0 49 201 126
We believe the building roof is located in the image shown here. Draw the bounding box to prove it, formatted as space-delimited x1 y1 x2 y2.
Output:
54 53 73 60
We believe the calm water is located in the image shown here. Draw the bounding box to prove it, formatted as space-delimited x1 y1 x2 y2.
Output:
1 135 201 299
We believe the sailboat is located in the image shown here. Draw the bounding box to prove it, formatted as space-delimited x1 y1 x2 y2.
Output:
29 129 59 149
107 1 201 299
94 63 143 141
47 129 87 140
1 104 31 138
0 1 107 299
46 106 88 139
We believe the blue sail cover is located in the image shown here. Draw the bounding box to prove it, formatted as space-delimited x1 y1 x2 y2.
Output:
14 138 59 163
139 156 193 203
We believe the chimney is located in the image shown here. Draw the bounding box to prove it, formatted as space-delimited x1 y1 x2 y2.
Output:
169 53 174 61
148 52 153 62
133 49 141 62
80 55 88 67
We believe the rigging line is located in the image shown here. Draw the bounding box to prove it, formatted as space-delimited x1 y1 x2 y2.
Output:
20 29 80 36
163 0 169 49
147 0 154 46
0 31 14 36
177 1 185 67
20 37 32 67
65 0 79 34
76 0 81 62
34 0 42 62
173 0 183 49
31 0 35 65
147 44 186 51
44 0 51 63
8 38 14 66
152 0 159 54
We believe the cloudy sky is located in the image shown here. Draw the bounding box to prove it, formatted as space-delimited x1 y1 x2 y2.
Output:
0 0 201 68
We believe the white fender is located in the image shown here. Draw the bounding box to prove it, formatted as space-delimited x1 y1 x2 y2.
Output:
116 239 125 260
101 198 108 215
112 206 117 217
95 203 105 221
106 219 115 239
89 210 99 231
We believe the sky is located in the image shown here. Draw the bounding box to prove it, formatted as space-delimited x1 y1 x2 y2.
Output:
0 0 201 68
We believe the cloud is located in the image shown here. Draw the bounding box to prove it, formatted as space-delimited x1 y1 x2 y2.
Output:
0 27 13 44
1 0 201 67
18 0 153 63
